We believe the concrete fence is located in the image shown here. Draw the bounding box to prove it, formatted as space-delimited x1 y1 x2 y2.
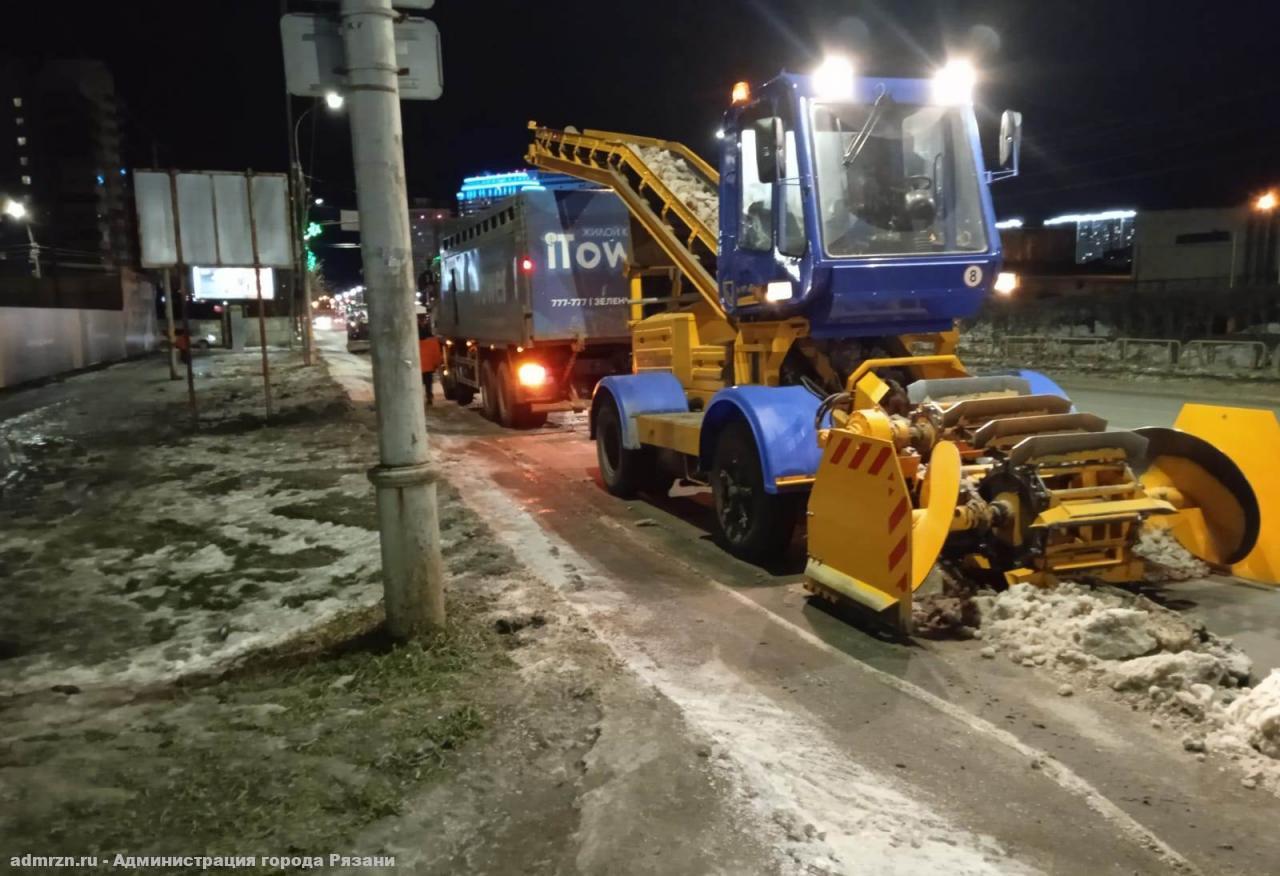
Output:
962 333 1280 376
0 271 158 389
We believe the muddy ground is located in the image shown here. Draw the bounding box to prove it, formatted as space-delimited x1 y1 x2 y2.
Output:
0 352 773 874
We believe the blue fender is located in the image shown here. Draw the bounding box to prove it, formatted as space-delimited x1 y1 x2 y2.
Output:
983 367 1074 406
591 373 689 449
1015 368 1073 404
698 386 823 494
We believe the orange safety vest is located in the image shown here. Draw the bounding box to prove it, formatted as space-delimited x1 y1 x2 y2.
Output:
419 336 443 372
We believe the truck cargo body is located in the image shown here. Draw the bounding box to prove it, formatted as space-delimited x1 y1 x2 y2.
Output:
437 190 633 427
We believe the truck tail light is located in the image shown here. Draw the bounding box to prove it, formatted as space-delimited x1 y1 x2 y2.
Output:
519 256 535 274
517 362 548 387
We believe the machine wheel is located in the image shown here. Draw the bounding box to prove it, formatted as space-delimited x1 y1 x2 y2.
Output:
480 362 501 421
495 363 546 429
711 420 801 563
595 399 653 497
453 386 476 407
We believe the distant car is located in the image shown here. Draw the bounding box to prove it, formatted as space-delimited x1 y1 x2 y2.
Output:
347 315 370 352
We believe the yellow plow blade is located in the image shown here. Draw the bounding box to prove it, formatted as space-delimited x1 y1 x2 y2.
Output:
805 433 960 630
1169 404 1280 584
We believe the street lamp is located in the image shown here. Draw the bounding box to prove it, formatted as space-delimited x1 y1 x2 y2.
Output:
290 92 345 364
1254 190 1277 212
1 196 40 278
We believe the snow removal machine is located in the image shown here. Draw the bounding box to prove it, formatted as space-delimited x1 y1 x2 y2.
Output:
524 57 1280 631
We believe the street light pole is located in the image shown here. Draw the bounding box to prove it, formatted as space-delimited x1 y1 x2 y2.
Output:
340 0 445 638
289 95 344 366
291 102 317 365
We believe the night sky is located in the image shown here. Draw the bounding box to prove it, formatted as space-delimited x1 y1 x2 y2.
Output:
5 0 1279 284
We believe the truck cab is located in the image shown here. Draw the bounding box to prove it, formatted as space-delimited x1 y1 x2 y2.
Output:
717 63 1015 339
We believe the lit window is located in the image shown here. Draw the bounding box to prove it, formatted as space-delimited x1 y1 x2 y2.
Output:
12 97 21 108
19 156 27 166
16 136 25 146
14 117 22 126
21 175 31 185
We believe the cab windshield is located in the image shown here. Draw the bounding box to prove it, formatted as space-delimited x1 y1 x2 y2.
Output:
811 101 988 257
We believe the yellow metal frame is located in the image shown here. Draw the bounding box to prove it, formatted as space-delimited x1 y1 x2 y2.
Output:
733 319 809 386
845 354 969 392
526 122 724 322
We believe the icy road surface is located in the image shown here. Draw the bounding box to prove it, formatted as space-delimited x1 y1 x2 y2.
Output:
326 350 1280 876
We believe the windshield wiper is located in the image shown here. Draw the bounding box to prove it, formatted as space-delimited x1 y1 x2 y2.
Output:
842 88 890 167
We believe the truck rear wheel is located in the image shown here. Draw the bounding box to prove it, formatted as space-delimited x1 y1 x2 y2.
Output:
595 399 653 498
710 420 802 563
441 369 475 406
480 362 500 421
496 363 547 429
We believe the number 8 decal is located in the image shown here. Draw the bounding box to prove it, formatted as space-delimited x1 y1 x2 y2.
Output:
963 265 983 288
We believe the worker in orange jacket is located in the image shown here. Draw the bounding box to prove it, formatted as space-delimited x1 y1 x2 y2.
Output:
418 308 442 406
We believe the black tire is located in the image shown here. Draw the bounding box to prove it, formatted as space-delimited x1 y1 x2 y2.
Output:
495 362 517 427
710 420 802 563
496 362 545 429
480 362 500 421
442 368 476 406
595 398 653 498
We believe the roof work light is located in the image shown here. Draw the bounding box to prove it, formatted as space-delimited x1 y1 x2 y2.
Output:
932 58 977 105
812 55 855 100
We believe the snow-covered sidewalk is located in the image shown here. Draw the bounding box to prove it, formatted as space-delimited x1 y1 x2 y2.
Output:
0 351 384 695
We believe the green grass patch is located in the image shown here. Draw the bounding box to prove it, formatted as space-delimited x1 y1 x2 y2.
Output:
2 610 508 867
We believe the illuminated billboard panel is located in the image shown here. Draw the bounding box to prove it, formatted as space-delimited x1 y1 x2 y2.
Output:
190 267 275 301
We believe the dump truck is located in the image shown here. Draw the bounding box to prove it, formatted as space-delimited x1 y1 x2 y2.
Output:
525 57 1279 630
435 188 634 427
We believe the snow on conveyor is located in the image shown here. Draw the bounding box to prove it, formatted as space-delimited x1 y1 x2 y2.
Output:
632 145 719 234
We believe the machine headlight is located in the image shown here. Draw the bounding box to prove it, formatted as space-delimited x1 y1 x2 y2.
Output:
932 58 976 105
812 55 855 100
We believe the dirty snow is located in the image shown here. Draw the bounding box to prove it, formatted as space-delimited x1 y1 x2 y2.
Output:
633 145 719 233
972 580 1280 795
0 352 384 696
1133 527 1211 581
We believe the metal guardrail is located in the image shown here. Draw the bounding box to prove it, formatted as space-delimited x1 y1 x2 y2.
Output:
1180 340 1269 370
1117 337 1181 366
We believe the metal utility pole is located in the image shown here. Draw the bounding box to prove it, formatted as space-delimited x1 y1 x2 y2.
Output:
247 170 275 417
162 267 179 379
340 0 444 637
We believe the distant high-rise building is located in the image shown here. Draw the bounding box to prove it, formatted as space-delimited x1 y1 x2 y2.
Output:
0 59 134 280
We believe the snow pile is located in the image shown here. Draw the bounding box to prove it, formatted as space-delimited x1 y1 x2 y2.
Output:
1214 670 1280 759
633 145 719 233
1132 527 1211 581
972 583 1243 683
974 581 1280 793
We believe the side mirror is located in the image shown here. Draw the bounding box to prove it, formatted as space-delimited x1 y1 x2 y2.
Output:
753 116 785 183
999 110 1023 175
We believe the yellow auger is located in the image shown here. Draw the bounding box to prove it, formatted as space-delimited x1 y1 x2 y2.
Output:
804 360 1280 632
